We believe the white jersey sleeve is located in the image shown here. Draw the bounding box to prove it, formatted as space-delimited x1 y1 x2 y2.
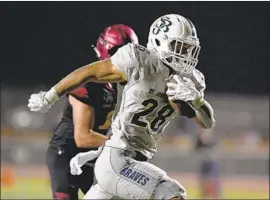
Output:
110 43 139 81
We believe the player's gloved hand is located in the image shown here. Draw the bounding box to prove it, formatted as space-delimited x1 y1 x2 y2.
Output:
28 88 59 113
166 74 204 109
70 147 103 176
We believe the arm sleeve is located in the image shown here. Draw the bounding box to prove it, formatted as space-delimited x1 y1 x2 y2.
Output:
177 100 197 118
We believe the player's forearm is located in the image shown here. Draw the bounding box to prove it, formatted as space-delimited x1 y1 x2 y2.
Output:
45 60 124 104
75 130 108 148
189 98 215 129
44 64 98 104
54 62 104 97
191 99 215 129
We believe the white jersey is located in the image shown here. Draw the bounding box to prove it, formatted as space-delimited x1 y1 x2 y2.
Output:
106 43 178 159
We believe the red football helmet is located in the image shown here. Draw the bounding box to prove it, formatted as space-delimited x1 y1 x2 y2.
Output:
93 24 139 60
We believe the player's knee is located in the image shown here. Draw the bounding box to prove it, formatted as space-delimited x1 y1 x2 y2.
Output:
153 176 187 200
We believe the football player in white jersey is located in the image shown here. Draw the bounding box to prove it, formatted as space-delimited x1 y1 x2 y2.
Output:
28 14 215 200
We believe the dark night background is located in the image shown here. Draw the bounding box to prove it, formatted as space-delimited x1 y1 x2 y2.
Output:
1 2 269 94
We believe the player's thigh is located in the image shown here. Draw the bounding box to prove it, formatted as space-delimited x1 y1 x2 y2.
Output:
95 146 186 199
116 161 187 200
47 145 76 198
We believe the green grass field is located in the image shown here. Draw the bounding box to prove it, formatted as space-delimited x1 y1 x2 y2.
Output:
1 177 269 199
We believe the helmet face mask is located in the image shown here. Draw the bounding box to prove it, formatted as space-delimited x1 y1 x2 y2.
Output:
164 38 201 74
147 14 201 75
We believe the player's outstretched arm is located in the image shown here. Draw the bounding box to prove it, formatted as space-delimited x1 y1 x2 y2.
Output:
28 59 126 113
54 59 126 98
28 43 134 113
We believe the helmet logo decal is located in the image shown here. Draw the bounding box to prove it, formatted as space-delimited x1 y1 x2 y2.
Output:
152 16 172 35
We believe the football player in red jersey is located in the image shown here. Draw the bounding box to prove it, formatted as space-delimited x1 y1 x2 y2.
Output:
46 24 138 200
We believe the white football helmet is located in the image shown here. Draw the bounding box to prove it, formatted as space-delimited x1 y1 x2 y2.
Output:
147 14 201 74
